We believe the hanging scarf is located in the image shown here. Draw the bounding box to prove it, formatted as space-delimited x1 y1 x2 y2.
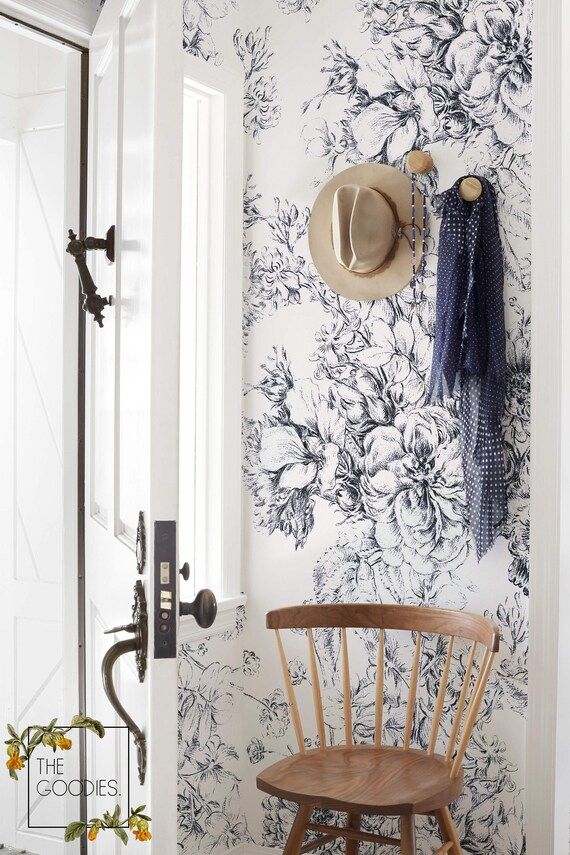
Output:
428 176 506 560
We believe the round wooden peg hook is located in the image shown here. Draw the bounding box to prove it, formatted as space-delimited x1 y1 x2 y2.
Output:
458 176 483 201
406 149 434 174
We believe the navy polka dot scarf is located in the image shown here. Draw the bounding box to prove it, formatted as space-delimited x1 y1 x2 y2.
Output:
428 176 507 560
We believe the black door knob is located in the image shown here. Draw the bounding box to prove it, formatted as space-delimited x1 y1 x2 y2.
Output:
179 589 217 629
179 562 190 581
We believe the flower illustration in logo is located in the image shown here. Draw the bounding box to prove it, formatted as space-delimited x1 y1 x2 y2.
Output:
6 746 24 772
351 46 439 160
361 407 468 571
54 733 73 751
132 819 152 841
87 823 101 842
445 0 531 155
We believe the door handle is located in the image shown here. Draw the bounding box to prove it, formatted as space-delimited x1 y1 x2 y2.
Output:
179 588 218 629
66 226 115 327
101 581 148 784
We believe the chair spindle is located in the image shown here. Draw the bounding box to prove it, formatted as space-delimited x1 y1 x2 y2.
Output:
404 632 422 749
275 629 305 753
446 641 477 763
307 628 327 749
428 635 455 755
451 649 495 778
341 627 352 745
374 629 385 747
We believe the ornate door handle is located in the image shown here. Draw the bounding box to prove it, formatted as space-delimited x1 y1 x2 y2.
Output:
101 581 148 784
66 226 115 327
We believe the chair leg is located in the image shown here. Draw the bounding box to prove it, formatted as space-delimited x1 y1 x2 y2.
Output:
434 807 462 855
400 815 416 855
346 813 361 855
283 804 313 855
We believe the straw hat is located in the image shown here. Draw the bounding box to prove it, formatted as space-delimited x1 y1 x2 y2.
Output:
308 163 423 300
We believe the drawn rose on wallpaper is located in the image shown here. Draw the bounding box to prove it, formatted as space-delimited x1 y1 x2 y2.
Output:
445 0 532 156
362 409 467 572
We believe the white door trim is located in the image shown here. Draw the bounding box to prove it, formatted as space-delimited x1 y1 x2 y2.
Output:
0 0 96 46
527 0 565 852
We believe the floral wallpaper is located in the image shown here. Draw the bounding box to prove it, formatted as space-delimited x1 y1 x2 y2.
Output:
178 1 532 853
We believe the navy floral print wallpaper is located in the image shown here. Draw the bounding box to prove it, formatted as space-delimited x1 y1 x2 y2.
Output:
178 1 531 853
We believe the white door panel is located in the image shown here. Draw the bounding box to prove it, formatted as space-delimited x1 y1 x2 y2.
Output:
85 0 182 851
0 35 81 854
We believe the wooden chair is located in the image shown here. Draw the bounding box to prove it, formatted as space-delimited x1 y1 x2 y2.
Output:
256 604 500 855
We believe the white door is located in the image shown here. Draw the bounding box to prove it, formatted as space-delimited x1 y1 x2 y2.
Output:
0 24 82 854
84 0 182 850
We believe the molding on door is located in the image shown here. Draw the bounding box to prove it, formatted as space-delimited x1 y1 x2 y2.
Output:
527 0 563 852
0 0 97 46
178 595 247 646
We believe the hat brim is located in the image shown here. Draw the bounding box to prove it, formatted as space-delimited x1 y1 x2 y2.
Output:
308 163 423 301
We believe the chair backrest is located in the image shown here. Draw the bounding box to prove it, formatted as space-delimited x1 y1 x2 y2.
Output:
267 603 500 779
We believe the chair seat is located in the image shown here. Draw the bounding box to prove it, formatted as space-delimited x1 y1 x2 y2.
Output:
256 745 464 816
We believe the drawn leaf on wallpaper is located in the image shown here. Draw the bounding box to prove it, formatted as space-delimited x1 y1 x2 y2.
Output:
234 27 281 141
491 167 532 291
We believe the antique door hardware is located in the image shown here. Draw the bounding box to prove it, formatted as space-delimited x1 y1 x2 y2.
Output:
153 522 217 662
136 511 146 574
101 580 148 784
66 225 115 327
178 560 217 627
179 588 217 629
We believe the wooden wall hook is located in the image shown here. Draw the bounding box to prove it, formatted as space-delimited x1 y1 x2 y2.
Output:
458 177 483 201
406 149 434 174
406 148 483 203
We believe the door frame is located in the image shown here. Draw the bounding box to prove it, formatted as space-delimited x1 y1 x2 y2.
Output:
0 0 95 47
0 6 90 852
527 0 570 853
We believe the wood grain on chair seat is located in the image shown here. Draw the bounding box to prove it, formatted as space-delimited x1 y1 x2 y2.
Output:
256 745 464 815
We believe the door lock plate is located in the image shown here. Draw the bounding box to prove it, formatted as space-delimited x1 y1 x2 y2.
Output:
154 521 177 659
